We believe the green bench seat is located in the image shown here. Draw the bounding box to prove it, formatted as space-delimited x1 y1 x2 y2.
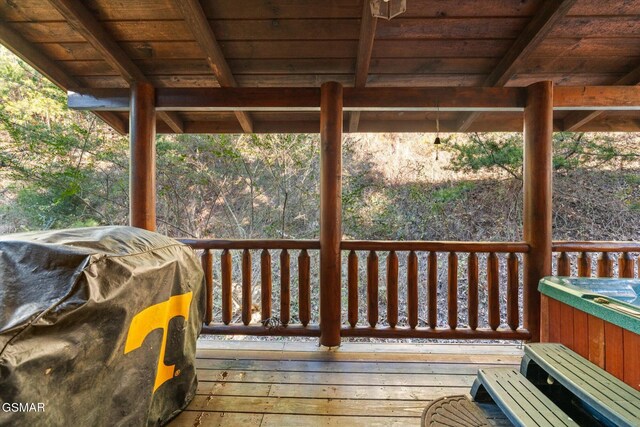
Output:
471 368 578 427
521 343 640 427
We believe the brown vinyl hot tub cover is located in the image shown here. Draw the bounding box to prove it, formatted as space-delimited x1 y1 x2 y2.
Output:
0 226 204 426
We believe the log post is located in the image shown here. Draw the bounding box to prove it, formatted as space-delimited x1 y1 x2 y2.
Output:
523 81 553 342
319 81 343 347
129 81 156 230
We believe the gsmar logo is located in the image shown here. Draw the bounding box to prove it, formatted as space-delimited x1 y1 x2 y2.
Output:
124 292 193 392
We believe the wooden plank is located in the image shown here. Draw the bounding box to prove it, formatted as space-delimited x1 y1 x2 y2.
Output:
195 348 523 364
265 384 468 400
260 414 417 427
572 309 589 358
457 0 577 131
197 339 524 355
623 329 640 390
559 303 574 348
588 314 606 368
47 0 146 82
175 0 253 132
604 322 625 381
169 411 263 427
548 298 563 343
194 359 509 376
184 395 431 417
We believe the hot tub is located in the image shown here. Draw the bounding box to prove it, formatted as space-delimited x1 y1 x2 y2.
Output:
539 277 640 390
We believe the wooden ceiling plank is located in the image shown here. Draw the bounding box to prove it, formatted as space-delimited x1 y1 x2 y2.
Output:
349 0 378 132
157 111 185 133
0 21 128 134
563 63 640 131
175 0 253 133
47 0 147 83
457 0 577 131
47 0 183 133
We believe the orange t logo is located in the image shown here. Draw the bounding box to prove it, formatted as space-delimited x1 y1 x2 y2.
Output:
124 292 193 392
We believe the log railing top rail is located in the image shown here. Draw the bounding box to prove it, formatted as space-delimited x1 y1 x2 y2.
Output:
552 241 640 252
341 240 529 253
177 238 320 250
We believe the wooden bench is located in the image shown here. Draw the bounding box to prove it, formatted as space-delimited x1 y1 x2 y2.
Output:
521 343 640 427
470 368 578 427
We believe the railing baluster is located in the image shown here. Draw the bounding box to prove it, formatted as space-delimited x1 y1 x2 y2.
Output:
201 249 213 325
557 251 570 276
280 249 290 326
261 249 272 322
597 252 613 277
367 251 379 327
488 252 500 330
428 251 438 329
407 251 418 329
386 251 398 328
221 249 232 325
619 252 634 278
447 252 458 330
298 249 311 326
507 253 519 330
348 250 358 328
242 249 252 325
578 252 591 277
468 252 479 330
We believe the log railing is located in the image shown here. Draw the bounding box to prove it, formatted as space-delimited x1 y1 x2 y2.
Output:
339 241 531 340
179 239 321 336
180 239 533 341
552 241 640 279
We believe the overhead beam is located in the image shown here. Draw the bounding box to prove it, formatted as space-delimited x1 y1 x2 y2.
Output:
175 0 253 133
0 22 127 135
47 0 183 133
457 0 577 131
563 64 640 131
348 0 378 133
69 86 640 112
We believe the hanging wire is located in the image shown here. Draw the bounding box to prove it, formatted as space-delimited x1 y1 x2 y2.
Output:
434 103 441 160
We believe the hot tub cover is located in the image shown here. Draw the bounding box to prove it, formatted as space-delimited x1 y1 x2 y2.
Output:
0 226 204 426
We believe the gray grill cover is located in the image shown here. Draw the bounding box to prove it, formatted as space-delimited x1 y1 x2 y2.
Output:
0 226 204 426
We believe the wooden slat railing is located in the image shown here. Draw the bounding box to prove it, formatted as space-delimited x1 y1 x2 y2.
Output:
180 239 637 341
339 240 531 340
552 241 640 279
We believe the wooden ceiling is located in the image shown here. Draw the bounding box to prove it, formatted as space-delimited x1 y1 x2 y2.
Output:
1 0 639 133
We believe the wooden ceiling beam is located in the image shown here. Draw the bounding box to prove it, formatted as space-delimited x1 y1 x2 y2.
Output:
457 0 577 131
47 0 183 133
68 86 640 112
175 0 254 133
348 0 378 133
0 22 127 135
562 64 640 131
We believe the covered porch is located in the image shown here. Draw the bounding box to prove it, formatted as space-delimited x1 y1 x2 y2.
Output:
1 0 639 425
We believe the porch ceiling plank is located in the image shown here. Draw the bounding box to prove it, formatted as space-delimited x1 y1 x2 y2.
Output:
47 0 147 83
174 0 254 133
562 64 640 131
456 0 577 132
47 0 184 133
0 21 128 135
348 0 378 133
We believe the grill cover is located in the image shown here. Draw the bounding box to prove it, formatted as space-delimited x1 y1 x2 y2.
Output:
0 226 204 426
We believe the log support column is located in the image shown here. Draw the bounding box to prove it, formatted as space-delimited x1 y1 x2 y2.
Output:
130 81 156 231
523 81 553 342
319 81 343 347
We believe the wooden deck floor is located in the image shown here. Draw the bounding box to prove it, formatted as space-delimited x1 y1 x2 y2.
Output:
169 340 523 427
